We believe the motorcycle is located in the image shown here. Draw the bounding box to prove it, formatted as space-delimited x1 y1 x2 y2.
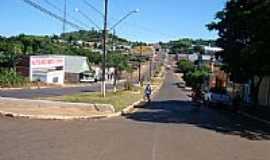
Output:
191 90 204 106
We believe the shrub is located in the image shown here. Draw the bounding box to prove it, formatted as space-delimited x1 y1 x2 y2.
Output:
0 69 28 88
183 68 209 89
177 59 195 73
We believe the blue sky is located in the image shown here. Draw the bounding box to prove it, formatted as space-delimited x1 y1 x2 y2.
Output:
0 0 226 42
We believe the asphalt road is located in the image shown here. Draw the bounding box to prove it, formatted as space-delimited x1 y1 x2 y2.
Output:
0 68 270 160
0 82 115 99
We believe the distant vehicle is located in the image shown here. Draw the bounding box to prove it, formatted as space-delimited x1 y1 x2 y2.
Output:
80 77 96 83
177 81 186 88
205 89 232 107
80 72 97 83
185 87 192 91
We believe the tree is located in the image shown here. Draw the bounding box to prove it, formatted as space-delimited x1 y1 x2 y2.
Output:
107 52 130 92
0 41 21 69
184 68 209 89
177 59 195 73
169 39 193 54
193 45 204 54
207 0 270 104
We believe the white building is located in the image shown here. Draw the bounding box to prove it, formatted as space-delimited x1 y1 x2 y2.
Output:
28 55 90 84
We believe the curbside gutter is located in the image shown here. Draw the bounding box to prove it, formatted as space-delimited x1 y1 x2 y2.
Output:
0 110 109 120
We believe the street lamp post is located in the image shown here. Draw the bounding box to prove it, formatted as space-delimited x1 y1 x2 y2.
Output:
76 2 139 97
102 0 109 97
139 43 143 86
110 9 139 52
110 9 140 30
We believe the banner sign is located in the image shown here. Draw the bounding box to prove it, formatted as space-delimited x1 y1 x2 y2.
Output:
30 57 64 69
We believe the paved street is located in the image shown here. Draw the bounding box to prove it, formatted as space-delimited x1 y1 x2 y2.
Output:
0 82 111 99
0 69 270 160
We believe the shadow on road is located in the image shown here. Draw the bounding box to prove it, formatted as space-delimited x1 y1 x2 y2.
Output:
124 100 270 141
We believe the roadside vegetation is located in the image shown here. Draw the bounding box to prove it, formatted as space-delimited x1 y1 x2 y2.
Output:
49 88 143 112
46 65 165 112
207 0 270 105
0 69 28 88
177 59 210 89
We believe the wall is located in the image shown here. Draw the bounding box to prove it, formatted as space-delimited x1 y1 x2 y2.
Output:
46 71 65 84
258 76 270 106
65 73 80 83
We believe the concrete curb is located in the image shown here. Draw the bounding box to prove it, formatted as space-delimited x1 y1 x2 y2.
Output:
0 97 115 120
0 97 115 113
0 110 109 120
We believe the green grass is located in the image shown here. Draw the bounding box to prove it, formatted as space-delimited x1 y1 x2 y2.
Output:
48 89 144 112
45 66 165 112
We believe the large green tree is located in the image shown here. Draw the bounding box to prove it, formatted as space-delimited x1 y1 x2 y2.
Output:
107 52 130 92
208 0 270 104
168 38 193 54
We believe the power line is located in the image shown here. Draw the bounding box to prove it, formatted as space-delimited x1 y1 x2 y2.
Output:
75 8 101 30
63 0 67 33
25 0 173 41
23 0 84 30
43 0 92 29
83 0 104 17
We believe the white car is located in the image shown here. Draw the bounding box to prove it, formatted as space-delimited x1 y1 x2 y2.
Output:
185 87 192 91
80 77 96 83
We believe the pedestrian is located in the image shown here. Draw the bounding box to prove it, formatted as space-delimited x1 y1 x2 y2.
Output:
144 82 152 102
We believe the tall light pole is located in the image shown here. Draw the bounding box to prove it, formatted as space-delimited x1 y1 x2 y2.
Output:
139 43 143 85
102 0 109 97
110 9 140 30
110 9 139 51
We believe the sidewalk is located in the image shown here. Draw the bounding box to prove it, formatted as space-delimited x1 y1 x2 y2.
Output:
0 97 114 120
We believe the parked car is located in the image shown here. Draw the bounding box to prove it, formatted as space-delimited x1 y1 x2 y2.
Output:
185 87 192 91
80 72 97 83
177 81 186 88
205 89 232 107
80 77 96 83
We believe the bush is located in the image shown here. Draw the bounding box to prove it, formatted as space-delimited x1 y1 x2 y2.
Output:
177 59 195 73
183 68 209 89
0 69 28 88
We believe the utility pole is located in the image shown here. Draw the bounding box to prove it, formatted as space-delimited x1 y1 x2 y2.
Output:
112 29 116 51
102 0 109 97
138 43 142 86
149 56 152 81
62 0 67 34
